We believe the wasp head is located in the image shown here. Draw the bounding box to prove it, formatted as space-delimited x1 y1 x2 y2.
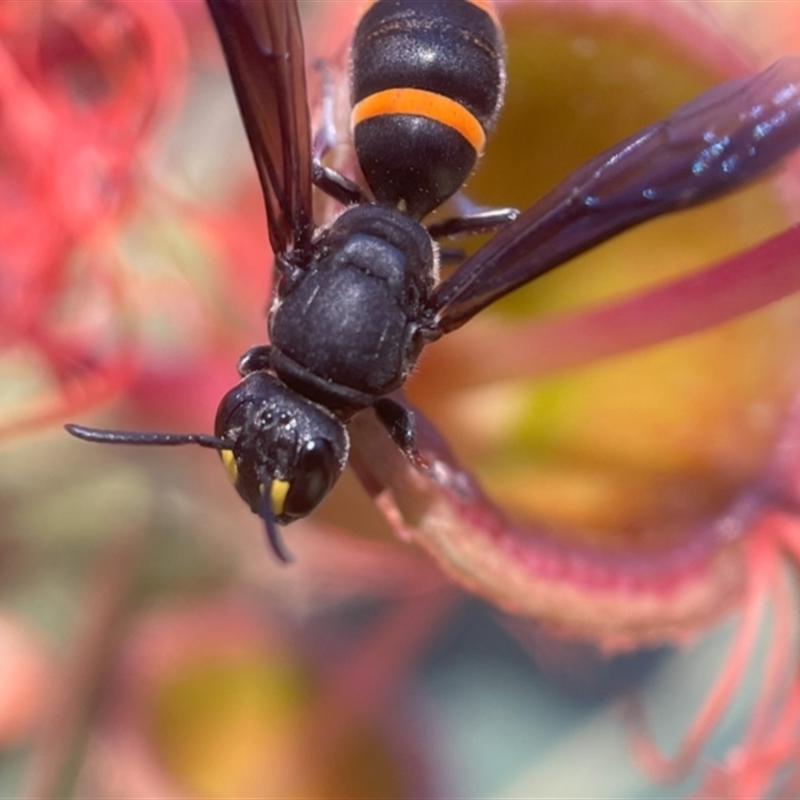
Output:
214 372 349 557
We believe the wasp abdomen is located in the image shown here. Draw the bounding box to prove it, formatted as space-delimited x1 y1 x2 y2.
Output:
350 0 504 220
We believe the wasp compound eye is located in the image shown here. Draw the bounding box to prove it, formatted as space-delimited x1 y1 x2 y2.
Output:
283 438 338 519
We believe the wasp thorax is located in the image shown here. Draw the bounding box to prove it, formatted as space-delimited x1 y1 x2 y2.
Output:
214 371 349 523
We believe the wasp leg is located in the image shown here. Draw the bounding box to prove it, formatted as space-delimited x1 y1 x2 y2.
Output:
237 345 273 377
427 207 519 239
312 162 368 206
438 246 467 266
373 397 429 471
310 57 369 207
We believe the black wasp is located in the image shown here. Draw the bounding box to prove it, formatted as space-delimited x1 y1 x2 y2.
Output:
67 0 800 562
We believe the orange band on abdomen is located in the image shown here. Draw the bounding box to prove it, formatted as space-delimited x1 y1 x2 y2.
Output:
352 87 486 154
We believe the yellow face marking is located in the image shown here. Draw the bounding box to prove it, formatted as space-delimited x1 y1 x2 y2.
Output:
352 88 486 155
220 449 238 484
270 480 290 517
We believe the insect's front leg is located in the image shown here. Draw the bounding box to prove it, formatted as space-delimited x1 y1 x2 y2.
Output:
373 397 429 471
237 345 273 377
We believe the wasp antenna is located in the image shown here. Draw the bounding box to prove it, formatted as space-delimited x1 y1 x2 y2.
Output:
258 489 293 564
64 424 229 450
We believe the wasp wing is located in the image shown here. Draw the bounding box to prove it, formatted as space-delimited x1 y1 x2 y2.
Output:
206 0 314 259
432 57 800 334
